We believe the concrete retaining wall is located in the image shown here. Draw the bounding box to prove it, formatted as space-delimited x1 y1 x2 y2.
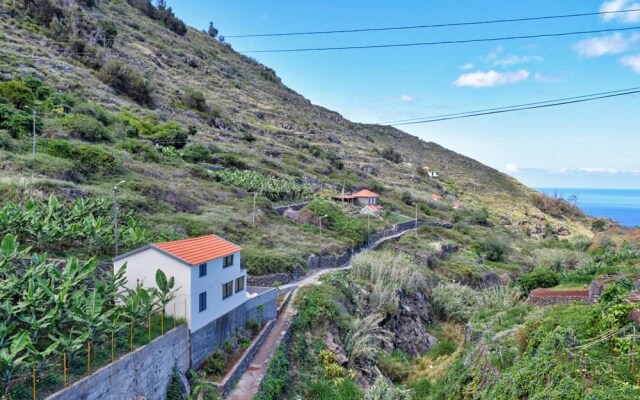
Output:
46 324 190 400
273 202 309 216
212 319 275 397
191 287 277 368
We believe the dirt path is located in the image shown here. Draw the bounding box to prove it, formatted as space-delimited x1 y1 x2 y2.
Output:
225 227 418 399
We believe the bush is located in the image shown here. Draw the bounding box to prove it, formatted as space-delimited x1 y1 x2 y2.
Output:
305 200 368 246
118 139 160 162
202 350 226 377
401 191 414 206
380 146 402 163
97 60 152 105
246 320 260 336
427 341 457 358
151 122 188 148
47 140 121 178
474 236 509 262
0 130 12 150
254 342 290 400
378 351 410 383
242 248 301 275
0 81 34 108
0 104 41 138
183 89 208 112
182 144 210 163
469 208 489 225
528 248 591 272
61 114 112 142
516 268 560 293
431 282 479 323
216 153 247 169
72 103 113 125
591 219 607 232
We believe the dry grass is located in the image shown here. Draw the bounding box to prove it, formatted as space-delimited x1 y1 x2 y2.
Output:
410 323 465 382
344 313 392 374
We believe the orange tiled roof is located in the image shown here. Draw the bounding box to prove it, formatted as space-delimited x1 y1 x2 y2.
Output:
367 205 382 212
431 194 443 199
353 189 379 198
154 235 241 266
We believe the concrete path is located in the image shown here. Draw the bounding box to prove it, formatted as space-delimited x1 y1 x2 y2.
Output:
224 227 418 399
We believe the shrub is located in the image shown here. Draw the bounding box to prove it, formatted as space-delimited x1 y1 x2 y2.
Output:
591 219 607 232
181 144 210 163
427 341 457 358
97 60 152 105
474 236 509 262
305 200 368 246
182 89 208 112
380 146 402 163
401 191 414 206
0 104 41 138
242 248 301 275
246 320 260 336
47 140 121 178
72 103 113 125
118 139 160 162
364 377 412 400
0 81 34 108
528 248 591 272
431 282 479 323
480 286 523 310
151 122 187 148
378 351 411 383
202 350 226 377
217 153 247 169
61 114 112 142
254 342 290 400
516 268 560 293
0 130 12 150
241 132 256 142
469 208 489 225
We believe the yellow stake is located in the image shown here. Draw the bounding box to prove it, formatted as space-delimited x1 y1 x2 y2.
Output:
111 331 115 363
130 322 133 352
63 352 67 388
32 366 36 400
184 298 187 320
161 311 164 335
173 303 176 328
87 341 91 373
148 314 151 342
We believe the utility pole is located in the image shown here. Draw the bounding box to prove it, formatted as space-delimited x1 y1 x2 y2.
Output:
367 213 370 246
415 203 418 231
24 106 37 161
319 215 328 268
113 181 126 256
31 110 36 161
252 192 258 228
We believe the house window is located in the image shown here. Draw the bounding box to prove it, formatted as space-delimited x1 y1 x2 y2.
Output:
199 291 207 312
199 263 207 277
223 254 234 268
235 276 245 293
223 281 234 299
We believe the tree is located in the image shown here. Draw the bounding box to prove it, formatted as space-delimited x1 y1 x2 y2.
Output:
154 269 177 318
208 22 218 38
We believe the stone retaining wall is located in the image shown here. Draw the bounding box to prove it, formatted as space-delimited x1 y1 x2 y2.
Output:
273 202 309 216
46 325 190 400
528 289 590 305
212 319 275 397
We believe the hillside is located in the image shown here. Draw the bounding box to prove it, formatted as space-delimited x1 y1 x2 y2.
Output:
0 0 592 274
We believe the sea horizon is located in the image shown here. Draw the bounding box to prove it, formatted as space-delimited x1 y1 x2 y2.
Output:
535 187 640 228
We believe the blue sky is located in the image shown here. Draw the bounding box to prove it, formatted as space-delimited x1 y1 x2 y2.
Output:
169 1 640 189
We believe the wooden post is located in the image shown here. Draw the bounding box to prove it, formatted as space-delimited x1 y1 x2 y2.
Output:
184 298 187 321
161 310 164 335
32 366 36 400
87 341 91 374
148 314 151 343
173 303 176 328
111 331 115 363
63 352 67 388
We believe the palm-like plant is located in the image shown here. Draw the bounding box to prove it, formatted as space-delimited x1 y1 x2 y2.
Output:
154 269 178 333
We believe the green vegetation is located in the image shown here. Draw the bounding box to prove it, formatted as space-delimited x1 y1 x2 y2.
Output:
210 169 312 201
0 234 181 398
0 195 149 257
304 200 369 246
254 342 290 400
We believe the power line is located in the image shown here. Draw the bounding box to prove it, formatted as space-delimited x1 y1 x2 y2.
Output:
380 86 640 124
386 89 640 125
240 25 640 53
227 8 640 38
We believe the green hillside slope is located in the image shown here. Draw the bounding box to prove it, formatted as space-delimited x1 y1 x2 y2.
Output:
0 0 591 274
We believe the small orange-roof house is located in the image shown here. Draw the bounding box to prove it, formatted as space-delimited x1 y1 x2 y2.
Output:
113 235 248 332
431 194 443 201
333 189 379 207
451 201 464 209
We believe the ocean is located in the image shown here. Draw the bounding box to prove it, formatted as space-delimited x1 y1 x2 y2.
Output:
535 188 640 228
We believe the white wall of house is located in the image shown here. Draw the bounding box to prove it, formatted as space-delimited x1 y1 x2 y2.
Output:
190 251 246 332
357 197 377 206
113 248 192 326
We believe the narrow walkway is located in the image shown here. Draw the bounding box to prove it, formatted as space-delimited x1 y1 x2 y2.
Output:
225 227 419 399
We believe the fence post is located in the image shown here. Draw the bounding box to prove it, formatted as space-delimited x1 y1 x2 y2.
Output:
63 352 67 388
32 366 36 400
148 314 151 343
87 341 91 373
130 322 133 352
112 331 115 363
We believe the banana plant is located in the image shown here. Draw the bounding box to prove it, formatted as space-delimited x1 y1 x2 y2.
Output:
49 328 89 370
154 269 177 317
0 330 31 395
70 291 114 345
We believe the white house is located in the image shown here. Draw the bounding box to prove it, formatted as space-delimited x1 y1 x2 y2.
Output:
113 235 246 332
333 189 380 207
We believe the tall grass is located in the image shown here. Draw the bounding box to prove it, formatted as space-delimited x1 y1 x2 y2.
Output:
344 313 392 374
350 251 427 311
480 285 523 310
431 282 479 323
364 377 412 400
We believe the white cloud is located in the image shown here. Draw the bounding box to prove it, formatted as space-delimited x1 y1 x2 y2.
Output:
534 72 563 82
400 94 415 103
460 63 474 70
552 167 640 175
482 46 543 66
600 0 640 23
573 33 640 58
505 163 520 173
453 69 529 88
620 54 640 72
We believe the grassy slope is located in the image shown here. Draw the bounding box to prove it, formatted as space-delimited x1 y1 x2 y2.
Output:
0 1 591 269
